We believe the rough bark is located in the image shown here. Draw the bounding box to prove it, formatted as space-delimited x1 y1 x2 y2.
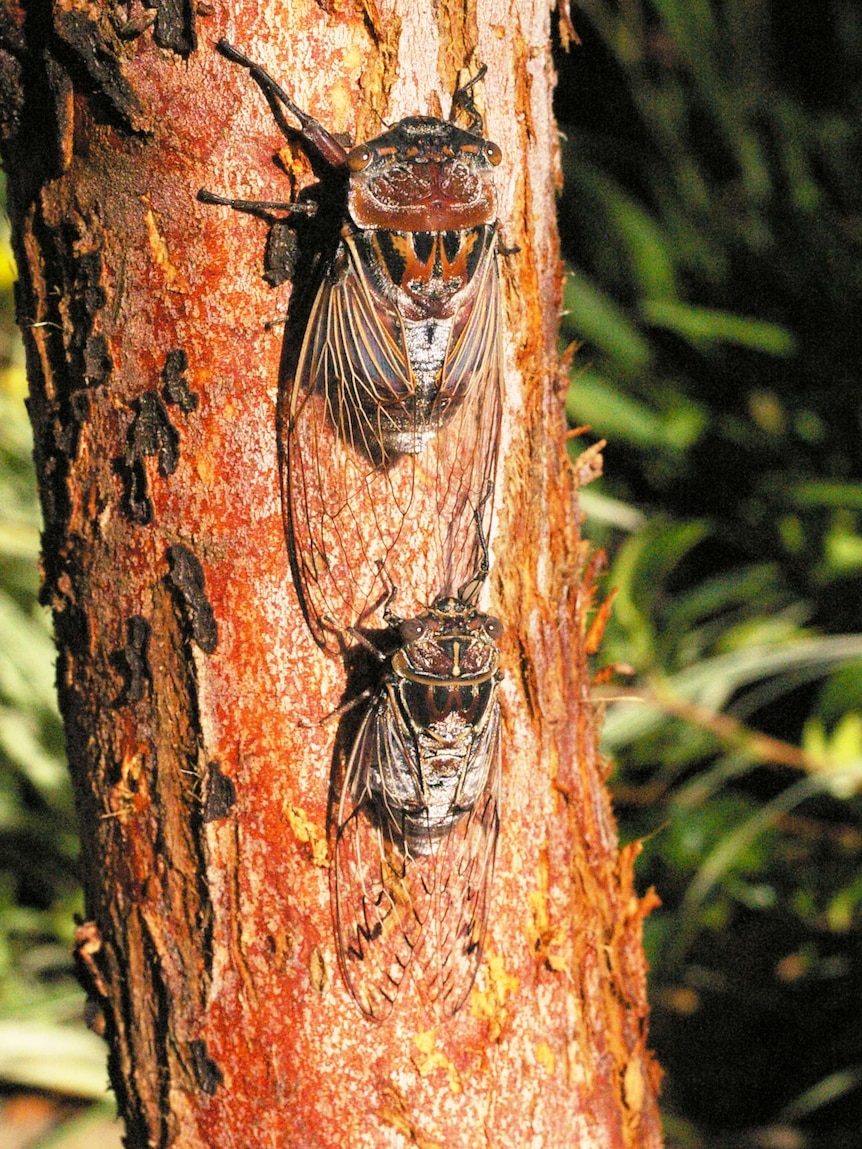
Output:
0 0 663 1146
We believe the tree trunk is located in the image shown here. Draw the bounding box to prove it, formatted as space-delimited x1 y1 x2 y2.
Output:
0 1 663 1145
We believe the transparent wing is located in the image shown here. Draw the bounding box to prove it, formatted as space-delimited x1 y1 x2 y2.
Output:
428 226 502 600
284 233 502 652
333 696 426 1021
334 689 501 1020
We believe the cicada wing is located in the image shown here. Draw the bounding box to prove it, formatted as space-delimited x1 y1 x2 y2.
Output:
410 696 502 1017
285 228 503 649
336 685 502 1020
415 233 503 601
334 695 429 1020
285 244 420 651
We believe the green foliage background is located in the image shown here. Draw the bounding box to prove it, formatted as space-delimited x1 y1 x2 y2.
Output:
1 3 861 1144
558 2 862 1145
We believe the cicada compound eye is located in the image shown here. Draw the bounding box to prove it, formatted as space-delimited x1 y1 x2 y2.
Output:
347 143 373 171
400 618 425 643
484 616 503 640
484 140 502 167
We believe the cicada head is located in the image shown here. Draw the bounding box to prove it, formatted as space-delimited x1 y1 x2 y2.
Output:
391 599 502 686
346 117 501 232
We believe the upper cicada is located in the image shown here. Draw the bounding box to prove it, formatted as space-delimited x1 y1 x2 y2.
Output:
201 41 504 651
334 578 503 1021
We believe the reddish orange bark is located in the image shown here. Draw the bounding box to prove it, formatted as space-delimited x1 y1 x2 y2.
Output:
1 1 663 1145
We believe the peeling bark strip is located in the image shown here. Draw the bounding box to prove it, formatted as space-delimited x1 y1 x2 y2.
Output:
0 1 663 1146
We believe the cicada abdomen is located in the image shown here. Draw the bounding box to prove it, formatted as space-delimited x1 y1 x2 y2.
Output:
334 591 502 1020
200 41 503 651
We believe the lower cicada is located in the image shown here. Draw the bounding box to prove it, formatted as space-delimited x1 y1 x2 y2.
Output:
200 41 503 650
334 576 503 1020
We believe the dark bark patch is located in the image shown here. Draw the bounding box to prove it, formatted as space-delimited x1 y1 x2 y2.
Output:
52 595 89 658
188 1039 223 1095
202 760 236 822
0 46 26 143
51 4 146 133
264 221 300 286
161 348 198 413
116 454 152 524
166 544 218 654
112 615 152 705
65 238 114 389
130 392 180 478
152 0 197 57
118 391 180 523
81 332 112 387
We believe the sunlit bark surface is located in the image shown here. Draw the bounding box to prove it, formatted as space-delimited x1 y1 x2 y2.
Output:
0 0 662 1144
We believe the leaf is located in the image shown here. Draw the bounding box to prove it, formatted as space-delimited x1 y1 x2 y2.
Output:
0 1021 111 1098
640 299 796 355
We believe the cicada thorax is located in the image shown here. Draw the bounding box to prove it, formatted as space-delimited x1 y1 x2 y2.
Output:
345 115 500 232
334 594 502 1019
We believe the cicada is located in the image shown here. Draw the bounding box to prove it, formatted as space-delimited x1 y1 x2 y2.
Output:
200 41 504 651
334 578 503 1020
